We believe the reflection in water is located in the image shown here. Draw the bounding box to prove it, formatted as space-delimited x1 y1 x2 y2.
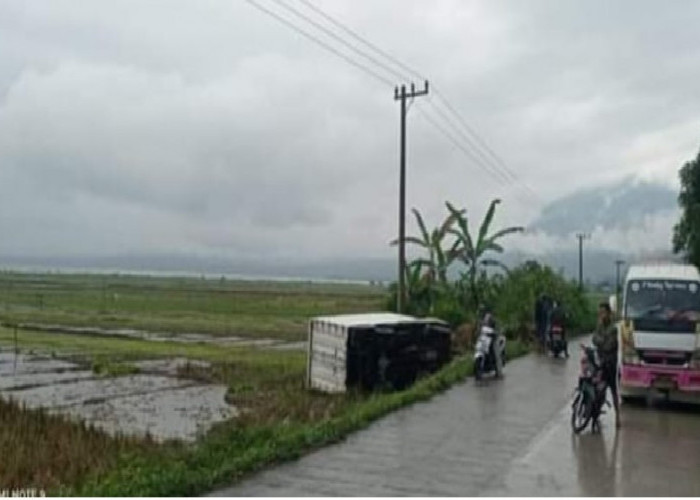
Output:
570 400 700 496
615 401 700 496
573 426 619 496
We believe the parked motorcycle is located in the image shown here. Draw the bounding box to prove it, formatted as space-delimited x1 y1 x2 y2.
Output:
571 344 608 433
547 324 568 358
473 325 507 380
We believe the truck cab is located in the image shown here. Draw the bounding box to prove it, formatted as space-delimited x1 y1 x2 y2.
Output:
617 263 700 403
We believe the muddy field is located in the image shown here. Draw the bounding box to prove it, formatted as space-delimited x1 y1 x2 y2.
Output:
13 322 307 351
0 349 236 441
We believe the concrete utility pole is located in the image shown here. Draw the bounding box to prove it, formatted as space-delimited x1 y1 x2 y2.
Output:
394 81 429 313
576 233 590 290
615 259 626 315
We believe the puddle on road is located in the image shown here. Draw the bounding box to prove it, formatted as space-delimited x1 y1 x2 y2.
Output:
0 350 237 442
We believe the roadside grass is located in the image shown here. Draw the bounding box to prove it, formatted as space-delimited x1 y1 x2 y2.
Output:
0 397 152 492
0 324 531 495
0 273 385 341
74 339 531 496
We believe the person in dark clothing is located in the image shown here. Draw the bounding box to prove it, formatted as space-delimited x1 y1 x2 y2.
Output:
550 300 569 358
535 294 554 350
535 294 547 349
592 302 620 428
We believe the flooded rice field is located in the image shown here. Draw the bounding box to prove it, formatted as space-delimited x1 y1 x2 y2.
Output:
0 350 237 442
14 322 306 351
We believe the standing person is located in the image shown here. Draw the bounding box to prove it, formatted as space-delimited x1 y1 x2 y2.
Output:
543 295 554 347
592 302 620 428
534 294 547 351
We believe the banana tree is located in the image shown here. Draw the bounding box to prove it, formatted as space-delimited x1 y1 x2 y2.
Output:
446 199 524 308
402 259 431 315
390 207 463 311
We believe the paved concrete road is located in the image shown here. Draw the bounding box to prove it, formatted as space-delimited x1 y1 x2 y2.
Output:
210 347 700 496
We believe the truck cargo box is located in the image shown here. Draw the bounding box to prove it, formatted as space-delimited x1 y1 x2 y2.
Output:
307 313 451 393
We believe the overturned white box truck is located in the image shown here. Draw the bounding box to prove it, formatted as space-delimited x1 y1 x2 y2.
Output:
307 313 452 394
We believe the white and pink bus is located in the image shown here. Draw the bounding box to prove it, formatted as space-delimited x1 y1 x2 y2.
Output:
615 263 700 404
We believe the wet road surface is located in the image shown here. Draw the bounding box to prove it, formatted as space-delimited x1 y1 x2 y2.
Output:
210 344 700 496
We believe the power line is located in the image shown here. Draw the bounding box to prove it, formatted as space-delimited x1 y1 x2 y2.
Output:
243 0 394 87
296 0 426 82
436 93 543 203
424 97 513 186
416 103 535 208
267 0 408 83
246 0 542 207
432 89 517 183
429 87 544 204
416 104 510 190
289 0 542 205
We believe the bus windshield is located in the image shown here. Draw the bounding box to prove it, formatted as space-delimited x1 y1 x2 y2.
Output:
626 279 700 322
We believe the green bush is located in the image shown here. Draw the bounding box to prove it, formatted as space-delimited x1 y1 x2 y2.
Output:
492 261 595 335
388 260 595 337
431 291 472 328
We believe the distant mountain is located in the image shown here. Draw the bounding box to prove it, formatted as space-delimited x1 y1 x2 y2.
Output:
530 177 677 236
521 176 682 283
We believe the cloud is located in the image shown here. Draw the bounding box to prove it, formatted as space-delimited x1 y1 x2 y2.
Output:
0 59 382 256
0 0 699 262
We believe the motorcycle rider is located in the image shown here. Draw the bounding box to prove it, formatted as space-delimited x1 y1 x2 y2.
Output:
478 305 503 378
592 302 620 428
550 300 569 358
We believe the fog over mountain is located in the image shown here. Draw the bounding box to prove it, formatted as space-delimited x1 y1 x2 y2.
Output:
507 176 680 282
529 177 677 237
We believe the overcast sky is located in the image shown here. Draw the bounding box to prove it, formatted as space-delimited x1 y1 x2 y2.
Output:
1 0 699 262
